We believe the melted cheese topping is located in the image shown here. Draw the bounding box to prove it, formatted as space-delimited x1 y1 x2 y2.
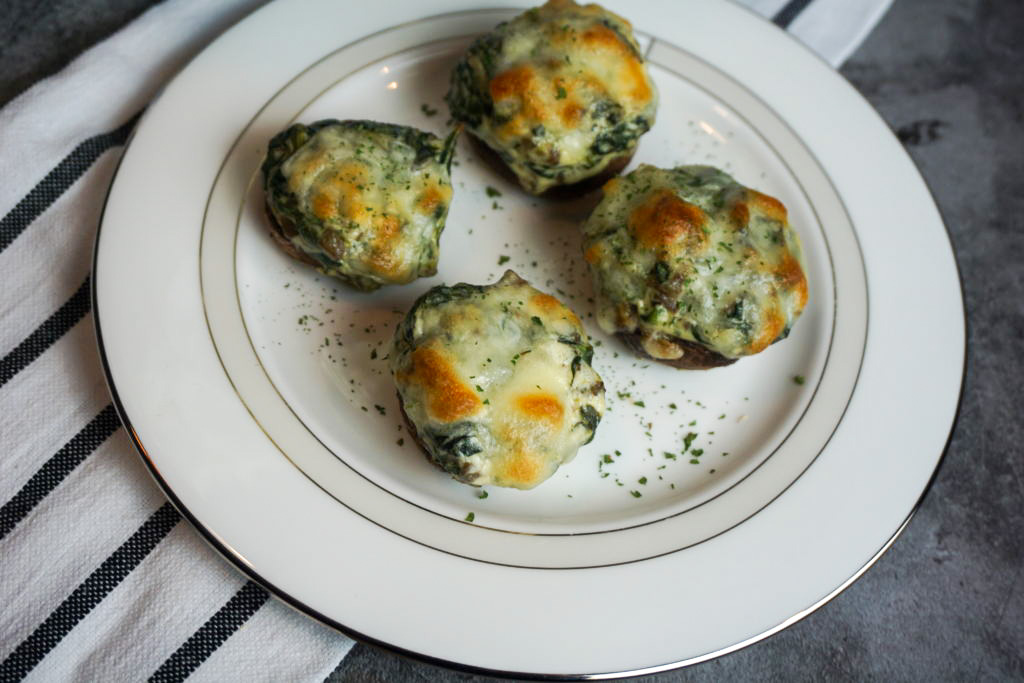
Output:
390 270 605 489
581 164 809 360
448 0 658 193
264 121 453 291
403 346 482 422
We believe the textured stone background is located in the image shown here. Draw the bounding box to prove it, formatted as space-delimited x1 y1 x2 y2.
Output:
3 0 1020 679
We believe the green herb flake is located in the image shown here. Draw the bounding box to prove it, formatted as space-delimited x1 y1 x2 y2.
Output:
556 85 567 99
531 316 543 326
664 452 677 460
683 432 698 452
420 103 438 117
633 400 646 408
602 454 614 464
497 255 511 265
630 490 642 498
477 490 489 499
396 438 404 446
668 403 677 410
638 477 648 485
485 186 502 198
370 348 378 360
373 404 386 416
465 512 475 522
691 448 704 457
794 375 806 385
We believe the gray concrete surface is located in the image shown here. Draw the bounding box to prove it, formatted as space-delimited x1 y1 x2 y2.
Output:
3 0 1020 679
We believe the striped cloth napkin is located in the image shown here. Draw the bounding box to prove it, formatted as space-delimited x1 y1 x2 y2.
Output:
0 0 892 679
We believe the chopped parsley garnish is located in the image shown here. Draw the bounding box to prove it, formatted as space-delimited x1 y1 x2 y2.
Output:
794 375 806 385
497 255 511 265
668 403 677 410
633 400 646 408
485 186 502 198
420 103 438 116
683 432 698 451
664 452 677 460
638 477 647 485
477 490 489 499
602 454 614 464
465 512 475 522
556 85 567 99
630 490 642 498
373 404 386 416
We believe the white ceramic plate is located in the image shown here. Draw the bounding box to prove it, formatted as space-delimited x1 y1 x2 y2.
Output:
94 0 964 677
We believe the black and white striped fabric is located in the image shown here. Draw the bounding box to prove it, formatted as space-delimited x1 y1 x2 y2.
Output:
0 0 891 679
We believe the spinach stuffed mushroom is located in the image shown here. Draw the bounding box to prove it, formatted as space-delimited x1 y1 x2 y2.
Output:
261 120 458 291
390 270 605 490
447 0 658 195
582 165 809 368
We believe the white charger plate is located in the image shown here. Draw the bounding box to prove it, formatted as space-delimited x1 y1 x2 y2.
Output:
93 0 964 677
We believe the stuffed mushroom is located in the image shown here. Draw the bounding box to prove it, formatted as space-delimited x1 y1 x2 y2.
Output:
390 270 605 489
261 119 458 291
581 164 809 368
446 0 658 195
